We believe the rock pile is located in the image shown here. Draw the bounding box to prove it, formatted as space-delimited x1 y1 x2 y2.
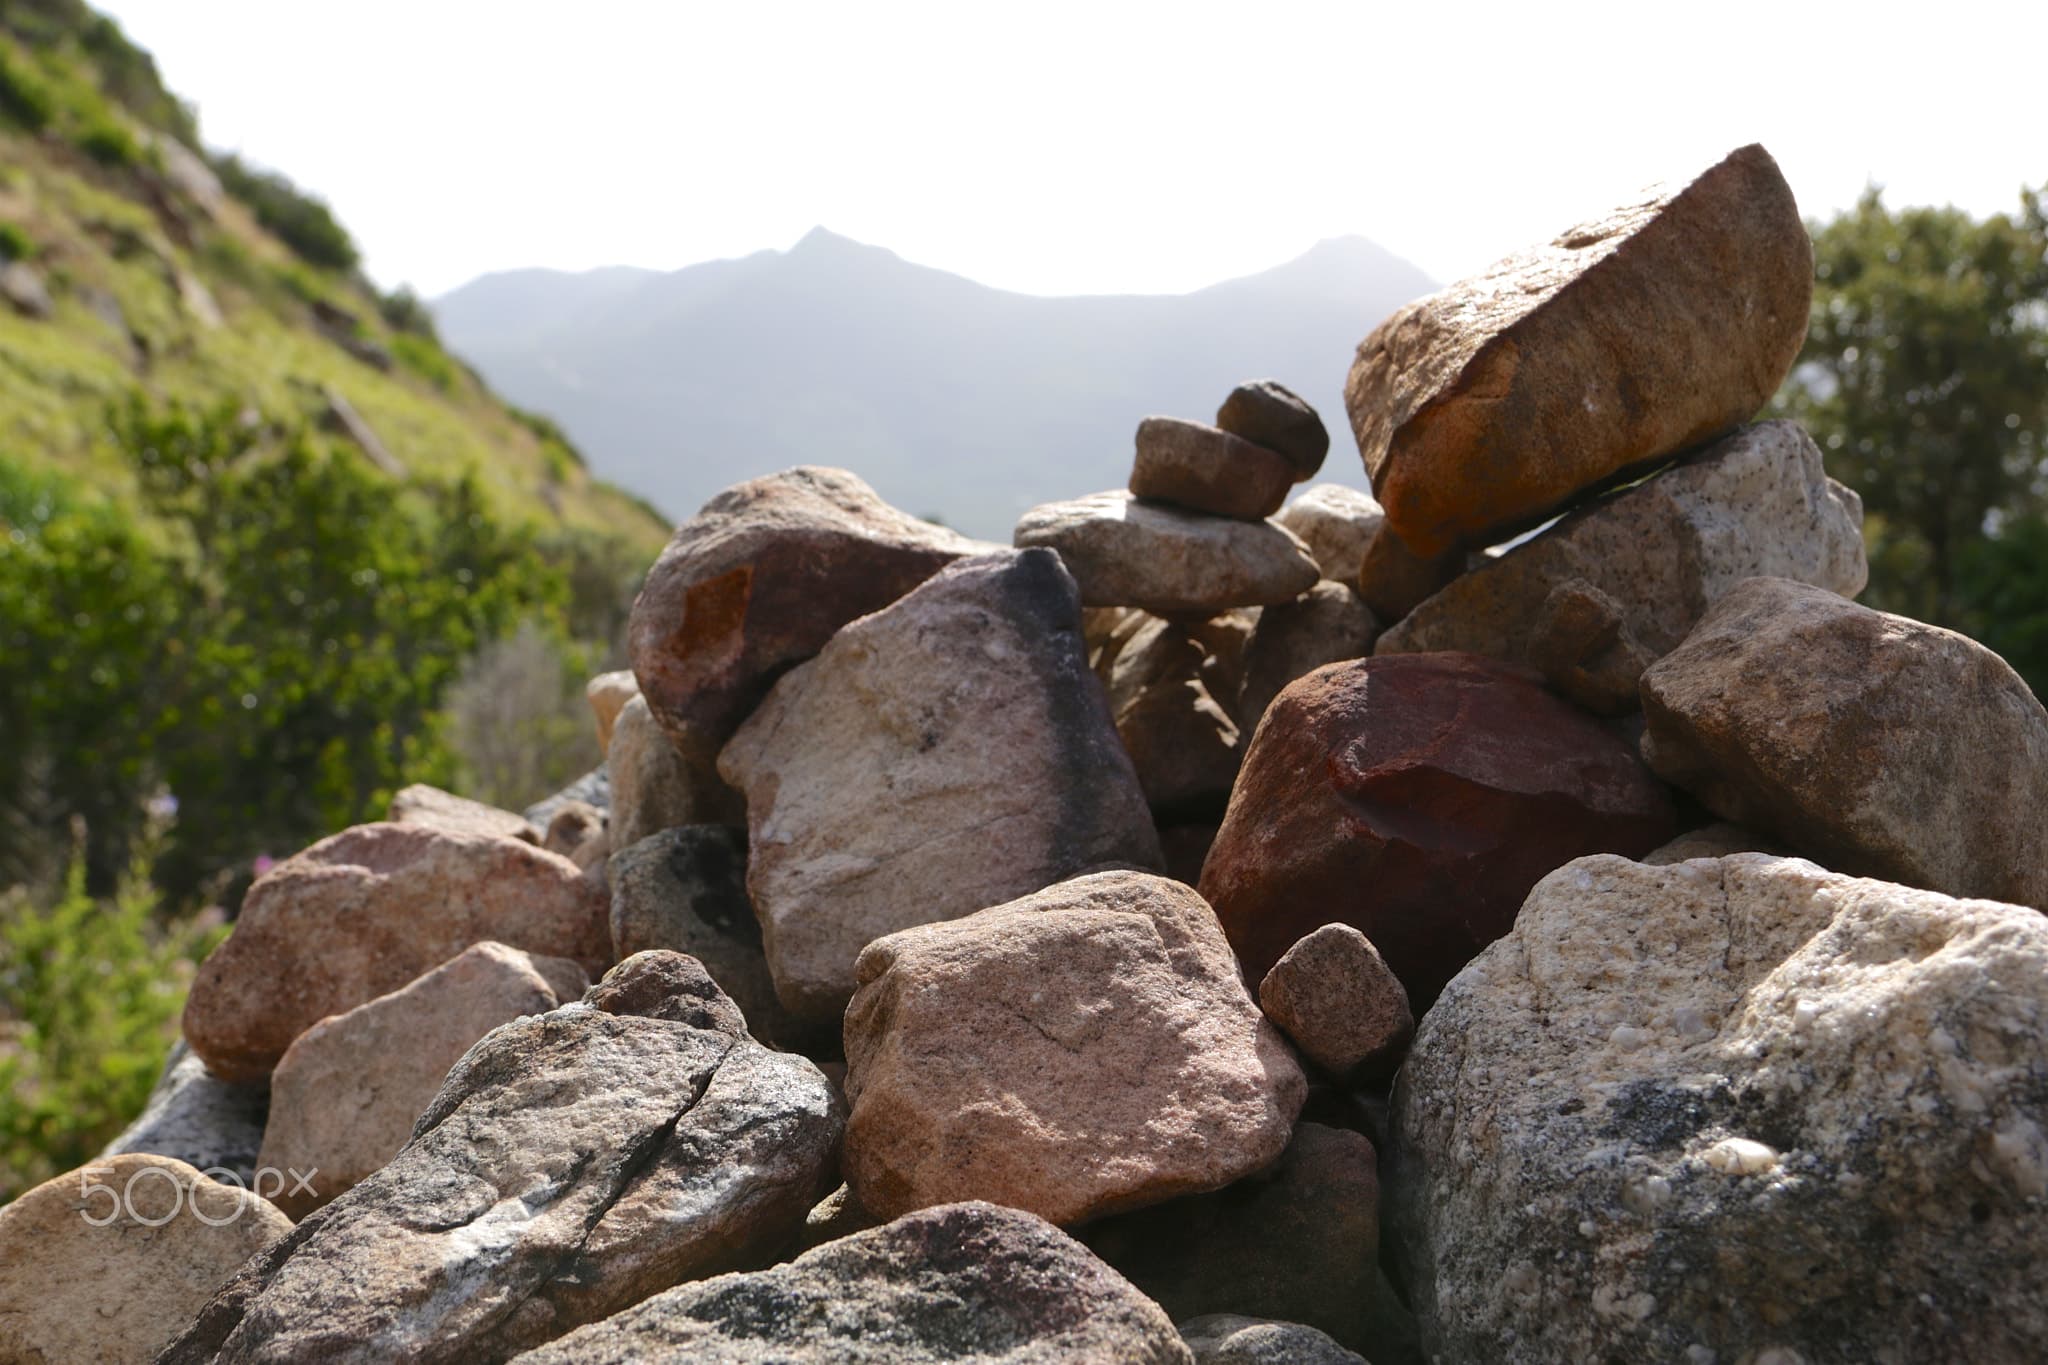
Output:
18 142 2048 1362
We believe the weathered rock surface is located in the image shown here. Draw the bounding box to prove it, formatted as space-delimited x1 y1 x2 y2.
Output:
541 801 607 868
1179 1315 1367 1365
0 1154 292 1364
1375 422 1868 701
607 692 742 851
101 1041 268 1189
1107 615 1242 815
1200 653 1675 1002
511 1202 1192 1364
1083 1124 1378 1349
1641 821 1786 865
1275 483 1384 583
607 825 810 1048
629 466 988 757
1216 380 1329 479
719 550 1161 1025
182 822 612 1082
1390 853 2048 1362
583 669 638 754
389 783 541 844
162 953 844 1365
1640 576 2048 908
1346 144 1812 557
1237 580 1379 734
1129 416 1294 521
1355 520 1463 625
1013 491 1319 616
843 870 1304 1226
1257 924 1413 1080
257 941 588 1216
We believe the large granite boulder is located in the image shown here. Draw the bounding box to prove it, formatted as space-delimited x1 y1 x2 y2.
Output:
183 823 611 1082
509 1202 1192 1363
1640 577 2048 909
1013 491 1319 615
0 1154 292 1364
628 466 987 759
1345 144 1812 557
257 941 588 1216
1200 653 1675 1002
842 870 1304 1227
101 1041 269 1189
161 953 844 1364
718 549 1161 1026
1375 422 1868 701
1390 853 2048 1362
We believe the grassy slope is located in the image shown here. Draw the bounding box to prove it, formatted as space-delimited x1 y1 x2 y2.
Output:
0 31 668 558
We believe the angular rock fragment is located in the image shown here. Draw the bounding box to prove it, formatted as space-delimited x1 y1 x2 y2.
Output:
1375 422 1867 700
162 953 844 1365
1345 144 1813 556
182 822 612 1082
0 1154 292 1365
1216 380 1329 479
1237 580 1379 734
1179 1315 1368 1365
607 692 742 850
1275 483 1384 583
541 801 606 867
389 783 540 843
1640 576 2048 907
1014 491 1318 616
257 941 588 1215
101 1041 269 1189
1200 653 1674 1002
524 765 610 830
1106 615 1243 816
583 669 638 754
1129 416 1294 521
1390 853 2048 1362
719 550 1161 1025
629 466 988 755
842 870 1304 1226
511 1202 1192 1364
1257 924 1414 1080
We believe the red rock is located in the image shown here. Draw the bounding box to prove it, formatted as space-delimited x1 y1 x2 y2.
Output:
1199 653 1674 1002
629 466 990 755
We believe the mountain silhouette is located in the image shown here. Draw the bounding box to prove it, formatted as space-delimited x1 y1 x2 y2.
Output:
435 230 1436 537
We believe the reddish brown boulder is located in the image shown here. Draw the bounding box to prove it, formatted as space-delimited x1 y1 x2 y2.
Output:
1344 144 1811 558
629 466 989 755
1199 653 1674 1002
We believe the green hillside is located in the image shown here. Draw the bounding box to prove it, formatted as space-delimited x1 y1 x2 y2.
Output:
0 0 667 553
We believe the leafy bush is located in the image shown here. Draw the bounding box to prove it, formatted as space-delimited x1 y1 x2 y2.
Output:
0 43 56 130
0 845 224 1203
0 221 31 262
211 152 360 273
444 621 599 812
378 285 438 340
73 109 137 166
391 333 460 393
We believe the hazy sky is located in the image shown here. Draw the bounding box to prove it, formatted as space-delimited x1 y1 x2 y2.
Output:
99 1 2046 299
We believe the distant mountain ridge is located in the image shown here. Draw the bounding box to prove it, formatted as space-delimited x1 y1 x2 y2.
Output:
435 230 1436 538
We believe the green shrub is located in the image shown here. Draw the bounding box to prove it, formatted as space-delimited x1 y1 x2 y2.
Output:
0 848 224 1204
0 44 56 130
0 222 31 262
391 333 459 393
211 152 359 273
378 285 438 340
73 110 137 166
509 405 588 469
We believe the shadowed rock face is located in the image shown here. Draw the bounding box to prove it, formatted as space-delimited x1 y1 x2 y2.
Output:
510 1202 1194 1364
1200 653 1675 1002
1346 144 1812 558
628 465 990 759
718 549 1162 1026
100 1041 268 1188
160 953 843 1365
1640 576 2048 908
1390 853 2048 1363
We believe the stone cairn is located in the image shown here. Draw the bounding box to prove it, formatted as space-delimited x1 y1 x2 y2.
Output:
7 141 2046 1365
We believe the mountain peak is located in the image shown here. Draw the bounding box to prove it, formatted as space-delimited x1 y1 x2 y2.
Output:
788 226 865 255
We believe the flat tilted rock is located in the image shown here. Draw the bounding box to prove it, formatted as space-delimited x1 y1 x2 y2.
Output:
842 870 1304 1227
1275 483 1384 583
1013 491 1319 616
1129 416 1294 521
257 941 588 1216
1345 144 1812 557
1390 853 2048 1362
509 1202 1192 1364
182 823 611 1082
1216 380 1329 480
718 549 1161 1026
162 953 844 1365
1201 653 1674 1003
0 1154 292 1365
1375 422 1867 702
101 1041 268 1189
389 783 540 843
1640 576 2048 908
629 465 988 756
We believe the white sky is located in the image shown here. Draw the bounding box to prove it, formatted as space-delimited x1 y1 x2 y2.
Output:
97 0 2048 299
